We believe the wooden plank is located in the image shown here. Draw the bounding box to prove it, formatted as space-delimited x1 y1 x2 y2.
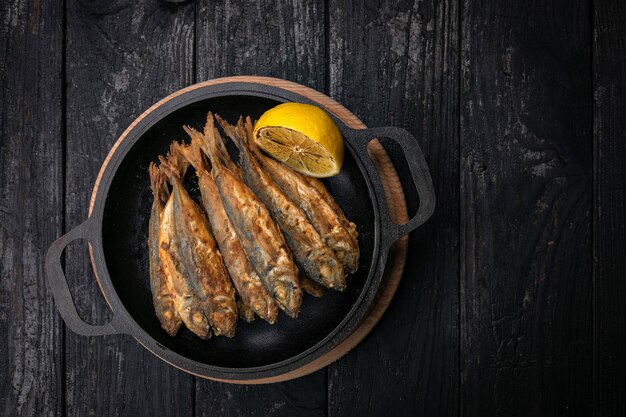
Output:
64 1 195 416
194 1 328 415
460 1 593 415
196 0 325 91
593 2 626 415
0 0 64 415
327 0 460 415
195 371 326 417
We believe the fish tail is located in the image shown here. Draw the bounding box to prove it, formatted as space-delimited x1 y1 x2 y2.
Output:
217 114 244 152
214 114 234 136
203 113 242 179
159 169 170 202
149 163 169 204
179 129 207 172
159 142 190 183
196 116 222 167
203 112 230 165
148 163 160 198
235 117 263 162
169 142 190 178
157 154 179 183
204 111 216 138
243 116 261 154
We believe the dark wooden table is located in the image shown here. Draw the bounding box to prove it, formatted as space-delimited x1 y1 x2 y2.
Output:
1 0 624 416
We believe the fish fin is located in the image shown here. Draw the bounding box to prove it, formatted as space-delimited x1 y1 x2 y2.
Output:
215 114 234 137
197 113 221 162
238 117 254 151
235 117 247 145
199 113 242 178
150 162 169 204
204 111 216 138
149 163 160 198
181 126 205 167
217 114 243 152
178 137 207 174
170 141 196 175
204 112 236 170
213 115 244 175
197 119 221 166
159 171 170 202
231 117 259 158
227 120 258 170
212 126 243 175
243 116 261 152
208 123 232 164
244 116 254 139
167 142 189 178
158 152 180 183
182 125 206 155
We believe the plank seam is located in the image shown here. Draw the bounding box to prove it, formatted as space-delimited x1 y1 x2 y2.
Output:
61 0 68 416
457 0 463 416
323 0 330 96
591 0 597 416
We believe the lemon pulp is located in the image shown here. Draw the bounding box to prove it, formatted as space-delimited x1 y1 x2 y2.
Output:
253 103 344 178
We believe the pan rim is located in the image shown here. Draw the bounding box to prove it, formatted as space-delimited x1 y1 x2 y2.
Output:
87 80 387 380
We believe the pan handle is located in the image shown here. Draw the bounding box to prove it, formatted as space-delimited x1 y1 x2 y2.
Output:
45 218 126 336
343 126 435 247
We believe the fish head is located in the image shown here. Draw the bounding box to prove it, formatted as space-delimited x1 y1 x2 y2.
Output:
210 308 237 338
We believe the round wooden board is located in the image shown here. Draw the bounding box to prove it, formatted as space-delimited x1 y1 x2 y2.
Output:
88 76 409 384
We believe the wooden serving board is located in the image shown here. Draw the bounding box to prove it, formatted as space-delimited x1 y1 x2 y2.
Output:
88 76 409 384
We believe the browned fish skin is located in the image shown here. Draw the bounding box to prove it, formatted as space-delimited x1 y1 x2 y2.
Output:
176 137 279 324
219 117 346 291
302 175 358 242
158 186 211 339
199 113 302 318
242 118 359 273
149 164 182 336
202 120 242 178
159 149 238 337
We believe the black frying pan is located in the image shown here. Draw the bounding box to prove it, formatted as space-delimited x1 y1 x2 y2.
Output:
45 81 435 382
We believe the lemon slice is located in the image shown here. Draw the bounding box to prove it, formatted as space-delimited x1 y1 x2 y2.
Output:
253 103 344 177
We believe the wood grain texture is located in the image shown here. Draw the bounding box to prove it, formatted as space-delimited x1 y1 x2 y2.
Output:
194 0 328 414
327 0 460 415
593 2 626 416
196 0 325 91
195 371 326 417
461 1 593 415
64 1 195 416
0 0 63 415
4 0 622 414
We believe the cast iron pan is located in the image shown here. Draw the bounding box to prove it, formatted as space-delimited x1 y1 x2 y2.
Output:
45 80 435 382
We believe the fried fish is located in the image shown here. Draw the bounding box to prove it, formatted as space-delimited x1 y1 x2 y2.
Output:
148 164 182 336
158 157 212 339
197 114 302 318
242 117 359 273
301 176 358 243
218 116 346 291
159 147 238 337
176 137 279 324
